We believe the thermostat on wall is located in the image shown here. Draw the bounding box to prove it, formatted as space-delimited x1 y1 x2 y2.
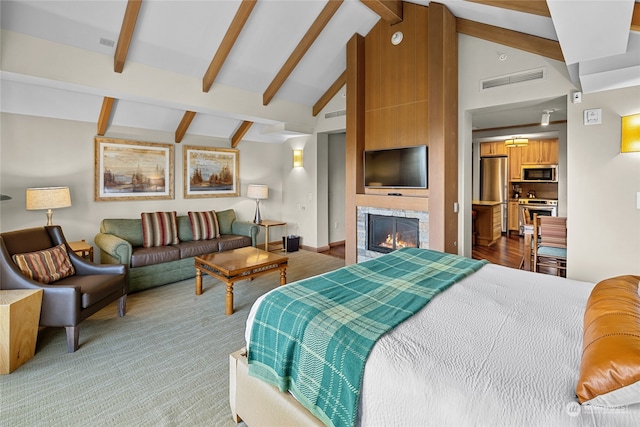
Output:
583 108 601 125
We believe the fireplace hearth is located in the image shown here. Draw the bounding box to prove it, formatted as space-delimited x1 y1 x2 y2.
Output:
368 214 419 254
357 207 429 262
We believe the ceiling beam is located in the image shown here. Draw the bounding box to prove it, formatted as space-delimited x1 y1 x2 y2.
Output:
360 0 403 24
175 111 197 143
465 0 550 18
202 0 257 93
632 2 640 32
97 97 114 135
231 121 253 148
263 0 344 106
313 70 346 117
456 18 564 62
114 0 142 73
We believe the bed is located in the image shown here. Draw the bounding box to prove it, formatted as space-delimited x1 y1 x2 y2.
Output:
229 248 640 427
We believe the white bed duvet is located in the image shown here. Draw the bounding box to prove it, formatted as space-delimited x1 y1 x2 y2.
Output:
246 263 640 426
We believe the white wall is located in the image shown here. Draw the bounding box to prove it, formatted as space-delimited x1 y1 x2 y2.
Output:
328 133 346 244
566 86 640 281
459 34 640 281
0 113 284 259
1 87 349 256
279 89 347 250
281 134 317 247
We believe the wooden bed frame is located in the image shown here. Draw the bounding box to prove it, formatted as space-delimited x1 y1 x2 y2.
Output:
229 348 323 426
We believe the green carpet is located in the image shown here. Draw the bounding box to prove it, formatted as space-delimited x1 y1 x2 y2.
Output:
0 250 344 427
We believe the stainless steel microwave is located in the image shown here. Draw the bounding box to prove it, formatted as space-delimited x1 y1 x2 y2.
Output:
521 164 558 182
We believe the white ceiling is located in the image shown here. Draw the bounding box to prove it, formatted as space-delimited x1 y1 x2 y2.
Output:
1 0 638 142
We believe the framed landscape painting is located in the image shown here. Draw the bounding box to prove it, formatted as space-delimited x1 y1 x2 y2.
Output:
95 137 174 201
183 146 239 198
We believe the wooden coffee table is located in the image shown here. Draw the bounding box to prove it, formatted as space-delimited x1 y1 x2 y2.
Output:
195 247 288 315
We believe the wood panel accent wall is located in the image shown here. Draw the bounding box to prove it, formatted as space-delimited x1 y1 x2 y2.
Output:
428 2 458 254
345 1 458 263
345 34 366 265
364 2 428 153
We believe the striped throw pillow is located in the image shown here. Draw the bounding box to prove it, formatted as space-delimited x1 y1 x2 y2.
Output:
12 243 75 284
188 211 220 241
141 211 179 248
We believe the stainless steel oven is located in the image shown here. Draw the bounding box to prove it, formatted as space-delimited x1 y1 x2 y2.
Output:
518 199 558 235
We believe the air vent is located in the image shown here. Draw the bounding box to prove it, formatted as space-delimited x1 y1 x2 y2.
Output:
324 109 346 119
99 38 115 47
480 68 545 90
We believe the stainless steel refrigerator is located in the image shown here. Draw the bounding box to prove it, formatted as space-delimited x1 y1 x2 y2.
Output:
480 156 508 233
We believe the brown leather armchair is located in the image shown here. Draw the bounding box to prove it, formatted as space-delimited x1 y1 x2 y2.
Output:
0 226 128 352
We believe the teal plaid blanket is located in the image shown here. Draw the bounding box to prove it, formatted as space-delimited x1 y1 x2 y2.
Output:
247 248 488 427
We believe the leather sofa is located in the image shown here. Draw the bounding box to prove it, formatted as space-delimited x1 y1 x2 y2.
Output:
95 209 258 292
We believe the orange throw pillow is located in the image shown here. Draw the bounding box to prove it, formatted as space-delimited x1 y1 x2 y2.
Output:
576 275 640 407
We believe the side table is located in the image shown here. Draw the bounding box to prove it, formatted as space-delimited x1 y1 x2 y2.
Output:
256 220 287 252
1 289 43 374
69 239 94 262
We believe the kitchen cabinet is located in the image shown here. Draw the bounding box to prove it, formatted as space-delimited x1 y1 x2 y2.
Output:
472 201 502 246
508 146 522 181
508 201 520 233
521 139 558 165
480 142 507 157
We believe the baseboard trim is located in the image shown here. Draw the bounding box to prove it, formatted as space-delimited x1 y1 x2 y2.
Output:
268 241 344 254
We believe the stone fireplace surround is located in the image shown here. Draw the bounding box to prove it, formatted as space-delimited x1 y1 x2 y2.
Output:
357 206 429 262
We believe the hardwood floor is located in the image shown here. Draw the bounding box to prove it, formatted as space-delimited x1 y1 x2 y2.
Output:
322 235 525 270
472 233 524 269
321 235 563 276
319 242 346 259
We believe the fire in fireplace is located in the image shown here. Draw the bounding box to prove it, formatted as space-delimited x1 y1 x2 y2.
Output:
368 214 419 254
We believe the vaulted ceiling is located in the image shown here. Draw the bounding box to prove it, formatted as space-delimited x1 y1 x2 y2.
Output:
1 0 639 143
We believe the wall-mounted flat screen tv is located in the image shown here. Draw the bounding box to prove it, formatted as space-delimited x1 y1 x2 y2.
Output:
364 145 428 189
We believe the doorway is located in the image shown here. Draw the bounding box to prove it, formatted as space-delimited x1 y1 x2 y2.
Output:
465 96 568 268
327 133 346 247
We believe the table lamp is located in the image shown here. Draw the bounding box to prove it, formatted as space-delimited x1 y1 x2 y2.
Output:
26 186 72 225
247 184 268 224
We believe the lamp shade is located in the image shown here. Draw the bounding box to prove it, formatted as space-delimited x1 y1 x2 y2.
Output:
247 184 268 200
26 187 72 210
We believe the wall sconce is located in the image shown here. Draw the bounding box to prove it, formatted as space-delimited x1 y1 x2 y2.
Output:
504 137 529 148
541 110 552 126
621 113 640 152
26 186 72 225
293 149 303 168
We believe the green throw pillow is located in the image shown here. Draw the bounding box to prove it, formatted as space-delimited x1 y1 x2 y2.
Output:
176 216 193 242
216 209 236 235
102 219 144 247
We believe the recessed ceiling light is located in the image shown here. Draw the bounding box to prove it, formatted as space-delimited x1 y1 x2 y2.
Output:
391 31 403 45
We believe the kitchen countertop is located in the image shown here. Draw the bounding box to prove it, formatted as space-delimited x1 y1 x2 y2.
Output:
472 200 501 206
